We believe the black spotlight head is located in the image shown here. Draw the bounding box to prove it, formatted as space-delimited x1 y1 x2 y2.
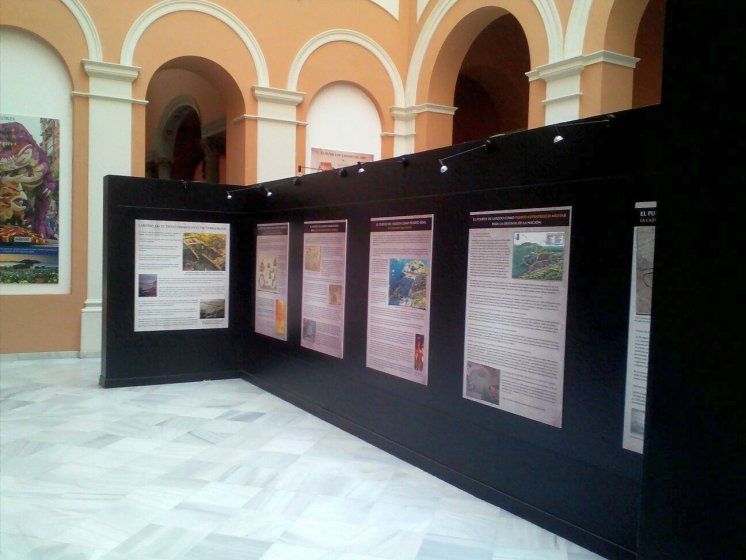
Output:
338 168 348 177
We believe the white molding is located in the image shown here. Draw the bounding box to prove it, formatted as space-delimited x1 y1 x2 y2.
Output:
120 0 269 86
565 0 593 58
252 86 305 106
60 0 103 61
417 0 430 22
72 91 148 105
0 351 83 362
542 92 582 105
381 131 416 138
527 50 640 82
369 0 399 20
584 50 640 69
233 114 307 127
415 102 457 116
82 60 139 82
288 29 405 106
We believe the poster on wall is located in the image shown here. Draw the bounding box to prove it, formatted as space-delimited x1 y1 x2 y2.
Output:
255 222 290 341
301 220 348 358
310 147 373 172
622 202 657 453
0 114 60 284
134 220 230 332
463 207 572 427
366 215 433 384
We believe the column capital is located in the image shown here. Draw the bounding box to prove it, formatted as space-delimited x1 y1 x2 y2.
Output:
82 60 140 82
526 50 639 82
252 86 305 106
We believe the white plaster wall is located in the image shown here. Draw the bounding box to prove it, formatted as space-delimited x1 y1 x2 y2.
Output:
305 83 382 167
0 28 73 295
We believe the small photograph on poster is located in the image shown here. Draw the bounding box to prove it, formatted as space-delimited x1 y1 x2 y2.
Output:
414 334 425 371
464 361 501 406
275 298 286 334
199 298 225 319
257 254 278 292
305 245 321 272
388 258 428 309
636 228 655 315
0 114 60 284
138 274 158 297
328 284 343 305
182 232 226 271
302 318 317 343
631 408 645 436
512 231 565 281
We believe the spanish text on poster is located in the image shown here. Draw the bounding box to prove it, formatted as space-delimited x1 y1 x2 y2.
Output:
366 215 433 384
622 202 656 453
134 220 230 332
0 114 61 285
463 207 572 427
301 220 348 358
255 222 289 341
310 147 373 172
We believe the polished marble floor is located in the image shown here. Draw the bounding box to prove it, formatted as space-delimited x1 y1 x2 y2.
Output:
0 358 604 560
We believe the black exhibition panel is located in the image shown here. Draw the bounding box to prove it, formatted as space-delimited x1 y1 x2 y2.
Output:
102 106 669 559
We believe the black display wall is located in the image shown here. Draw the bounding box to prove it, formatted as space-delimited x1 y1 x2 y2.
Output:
103 105 668 559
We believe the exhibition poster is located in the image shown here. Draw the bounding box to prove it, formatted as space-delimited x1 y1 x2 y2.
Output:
134 220 230 332
301 220 348 358
463 207 572 427
366 215 433 384
255 222 289 341
0 114 60 284
622 202 656 453
310 147 373 171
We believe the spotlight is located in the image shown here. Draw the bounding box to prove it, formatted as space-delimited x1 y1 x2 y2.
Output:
338 168 348 177
357 162 365 174
226 192 232 199
553 135 564 144
259 184 272 197
293 176 301 186
399 156 409 167
439 160 448 174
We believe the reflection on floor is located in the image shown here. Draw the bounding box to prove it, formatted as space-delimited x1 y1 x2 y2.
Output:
0 358 603 560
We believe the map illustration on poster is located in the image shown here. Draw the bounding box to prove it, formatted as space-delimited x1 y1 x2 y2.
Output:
301 220 348 358
255 223 290 341
622 202 657 453
134 220 230 332
366 215 433 384
463 207 572 427
0 114 60 284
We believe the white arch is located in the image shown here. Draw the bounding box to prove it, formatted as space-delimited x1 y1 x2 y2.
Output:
61 0 102 61
120 0 269 86
404 0 563 106
564 0 593 58
288 29 405 107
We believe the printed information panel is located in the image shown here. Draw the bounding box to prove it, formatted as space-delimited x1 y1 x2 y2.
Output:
255 222 289 341
463 207 572 427
622 202 657 453
134 219 230 332
301 220 348 358
366 215 433 384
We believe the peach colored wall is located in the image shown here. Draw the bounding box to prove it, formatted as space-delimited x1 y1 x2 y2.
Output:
0 0 663 354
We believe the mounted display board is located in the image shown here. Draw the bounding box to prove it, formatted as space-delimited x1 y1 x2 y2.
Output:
366 215 433 384
101 106 694 560
463 207 571 427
